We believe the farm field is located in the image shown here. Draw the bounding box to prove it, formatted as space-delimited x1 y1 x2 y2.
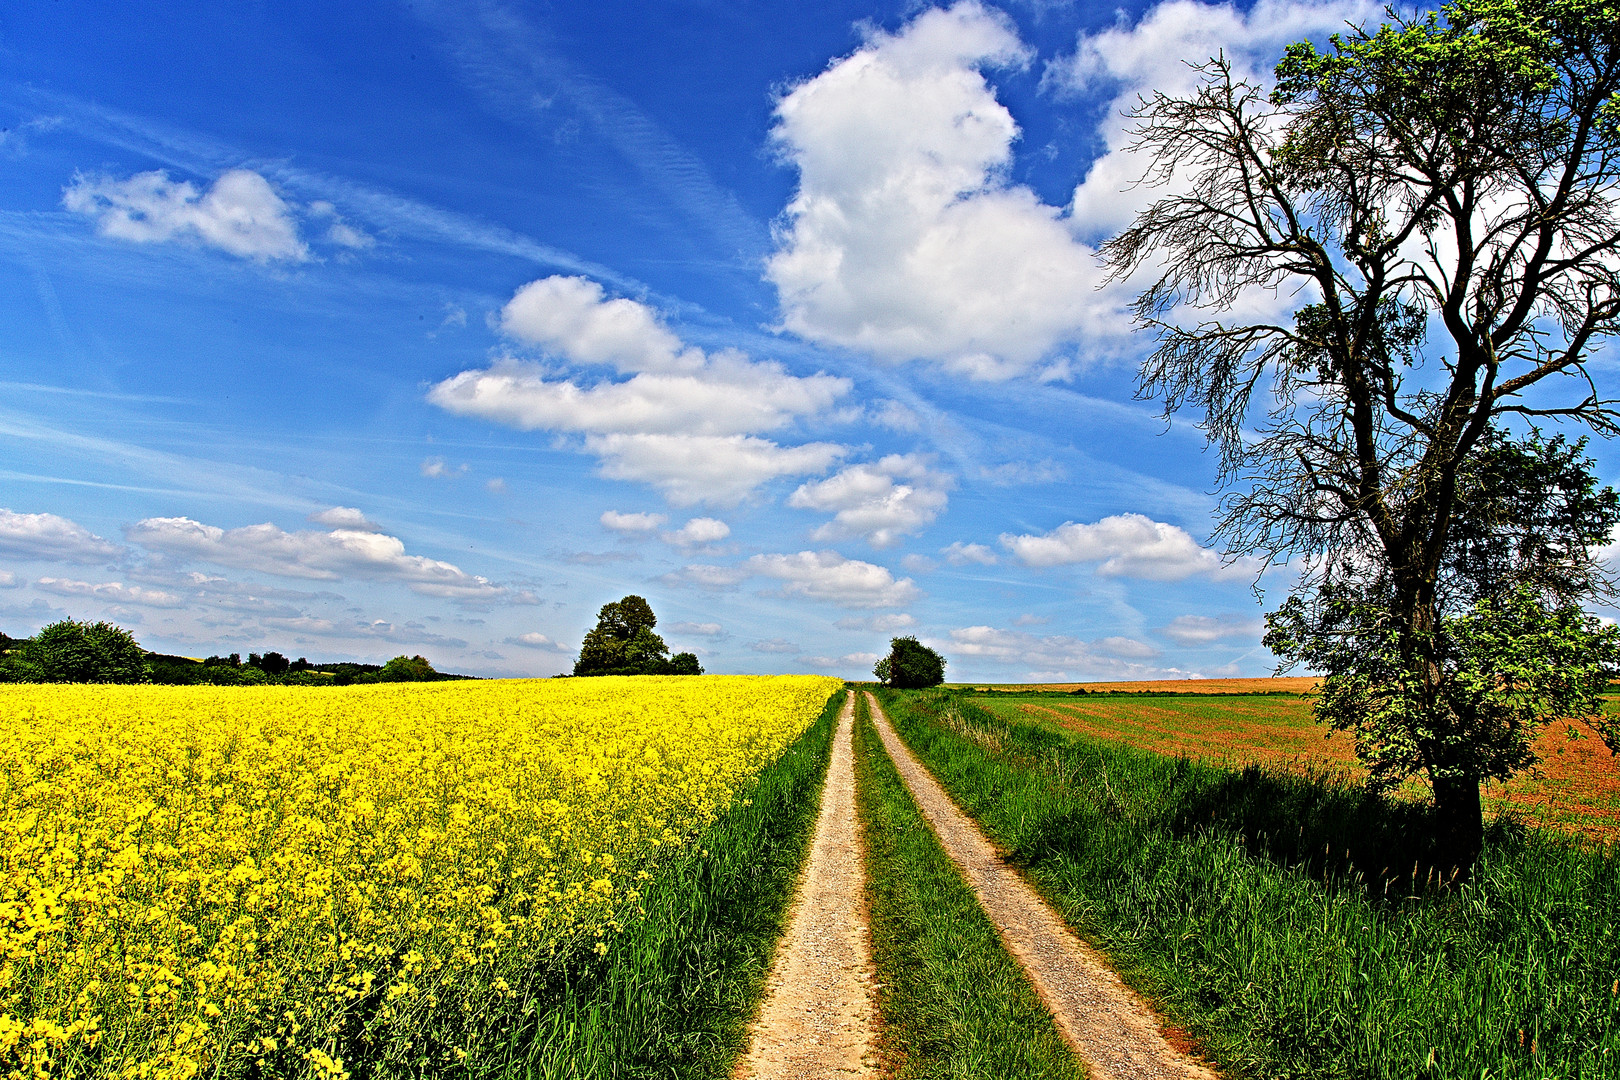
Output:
972 689 1620 839
0 675 840 1080
876 687 1620 1078
965 677 1320 695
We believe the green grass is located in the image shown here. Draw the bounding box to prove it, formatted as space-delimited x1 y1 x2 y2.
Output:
468 691 841 1080
852 692 1084 1079
875 687 1620 1080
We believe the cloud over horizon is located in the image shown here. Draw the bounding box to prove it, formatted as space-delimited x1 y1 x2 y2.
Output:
125 516 504 600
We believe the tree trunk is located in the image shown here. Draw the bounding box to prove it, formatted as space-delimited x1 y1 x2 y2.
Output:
1430 773 1484 886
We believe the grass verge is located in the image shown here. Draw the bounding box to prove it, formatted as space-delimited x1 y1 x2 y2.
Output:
478 690 841 1080
853 692 1084 1079
876 687 1620 1080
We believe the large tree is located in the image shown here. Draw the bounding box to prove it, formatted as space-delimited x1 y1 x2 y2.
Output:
1101 0 1620 876
573 596 703 676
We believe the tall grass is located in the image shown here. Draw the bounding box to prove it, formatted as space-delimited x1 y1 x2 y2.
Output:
481 691 841 1079
851 693 1083 1079
876 688 1620 1079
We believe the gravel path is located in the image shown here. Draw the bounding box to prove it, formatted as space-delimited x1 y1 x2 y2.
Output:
866 692 1218 1080
737 692 878 1080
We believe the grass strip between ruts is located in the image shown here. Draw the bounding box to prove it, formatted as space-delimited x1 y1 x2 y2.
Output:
478 690 841 1080
874 687 1620 1080
853 692 1085 1079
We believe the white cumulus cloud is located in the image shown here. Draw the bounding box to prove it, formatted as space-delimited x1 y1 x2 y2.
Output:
1000 513 1250 581
667 550 919 608
767 2 1125 379
788 454 952 547
749 638 802 654
601 510 668 533
588 433 845 507
663 517 730 547
125 517 502 600
1053 0 1382 240
803 652 882 669
942 541 998 566
429 276 851 504
747 551 920 609
0 509 123 564
63 168 309 261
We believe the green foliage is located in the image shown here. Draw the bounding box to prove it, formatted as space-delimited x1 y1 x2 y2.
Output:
875 636 946 689
1268 586 1620 794
251 650 291 676
573 595 704 676
376 654 437 682
881 688 1620 1077
666 651 702 676
1264 432 1620 868
0 619 147 684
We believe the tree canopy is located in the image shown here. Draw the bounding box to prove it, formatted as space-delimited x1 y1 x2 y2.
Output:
573 596 703 676
0 619 148 684
1102 0 1620 877
874 636 947 689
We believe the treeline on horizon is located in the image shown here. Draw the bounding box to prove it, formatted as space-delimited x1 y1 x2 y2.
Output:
0 620 474 686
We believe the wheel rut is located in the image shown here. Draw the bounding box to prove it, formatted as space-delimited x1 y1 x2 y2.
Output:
865 692 1218 1080
737 691 878 1079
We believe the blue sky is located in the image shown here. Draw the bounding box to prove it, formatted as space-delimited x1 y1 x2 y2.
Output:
4 0 1613 681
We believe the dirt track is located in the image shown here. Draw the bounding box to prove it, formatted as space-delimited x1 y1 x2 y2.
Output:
865 692 1217 1080
737 692 878 1079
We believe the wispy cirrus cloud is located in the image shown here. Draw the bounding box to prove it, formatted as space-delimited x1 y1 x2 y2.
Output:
948 624 1191 681
35 577 185 608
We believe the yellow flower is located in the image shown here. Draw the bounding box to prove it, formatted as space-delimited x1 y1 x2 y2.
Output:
0 675 838 1078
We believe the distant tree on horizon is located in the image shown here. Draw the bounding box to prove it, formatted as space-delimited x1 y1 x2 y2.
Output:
574 595 703 676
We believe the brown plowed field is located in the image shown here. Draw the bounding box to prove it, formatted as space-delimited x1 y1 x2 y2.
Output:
972 691 1620 841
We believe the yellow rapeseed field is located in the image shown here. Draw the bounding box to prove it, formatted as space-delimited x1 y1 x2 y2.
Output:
0 674 840 1080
